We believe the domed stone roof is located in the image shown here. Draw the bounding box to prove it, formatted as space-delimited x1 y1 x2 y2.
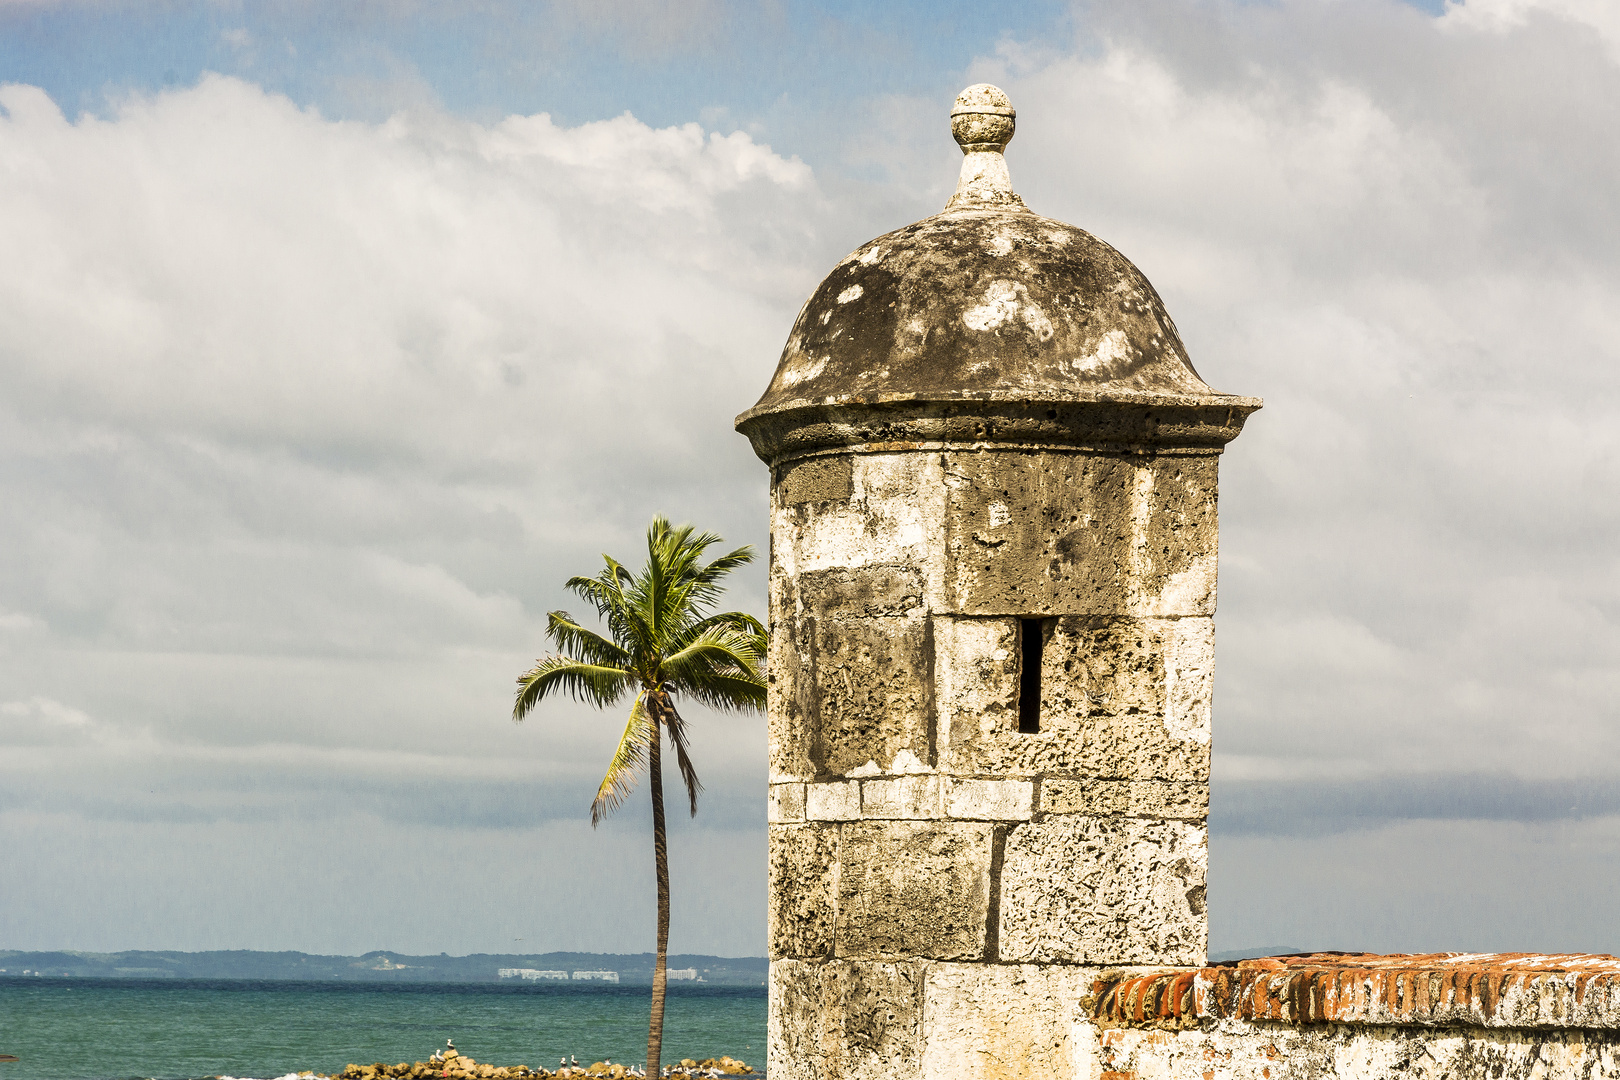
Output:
737 85 1258 461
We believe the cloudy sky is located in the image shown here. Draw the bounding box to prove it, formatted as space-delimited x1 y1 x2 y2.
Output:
1 0 1617 961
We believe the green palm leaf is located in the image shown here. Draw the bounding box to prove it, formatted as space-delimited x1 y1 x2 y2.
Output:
545 611 631 668
513 656 632 718
591 693 656 826
654 693 704 818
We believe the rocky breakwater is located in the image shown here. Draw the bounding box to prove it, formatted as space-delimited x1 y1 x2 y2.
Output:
666 1059 754 1077
333 1047 756 1079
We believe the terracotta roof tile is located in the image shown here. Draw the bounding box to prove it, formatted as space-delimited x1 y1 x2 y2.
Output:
1093 954 1620 1031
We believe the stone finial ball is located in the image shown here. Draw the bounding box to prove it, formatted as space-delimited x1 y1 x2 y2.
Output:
951 83 1015 150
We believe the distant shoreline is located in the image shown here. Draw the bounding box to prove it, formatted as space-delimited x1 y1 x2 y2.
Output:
0 975 766 998
0 950 768 987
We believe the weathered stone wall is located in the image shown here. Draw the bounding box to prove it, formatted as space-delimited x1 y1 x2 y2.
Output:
765 445 1222 1076
755 432 1620 1080
1094 1023 1620 1080
765 953 1620 1079
1085 954 1620 1079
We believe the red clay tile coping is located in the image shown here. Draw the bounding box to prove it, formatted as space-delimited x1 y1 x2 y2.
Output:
1093 953 1620 1031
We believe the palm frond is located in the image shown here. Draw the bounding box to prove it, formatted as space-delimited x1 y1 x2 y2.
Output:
545 611 631 667
655 693 704 817
667 610 766 648
642 518 686 640
676 671 768 714
565 573 624 618
685 545 757 611
591 693 656 826
567 562 653 661
514 656 633 720
639 523 755 650
661 627 764 687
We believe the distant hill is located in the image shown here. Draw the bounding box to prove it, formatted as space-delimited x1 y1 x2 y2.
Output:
1207 946 1307 964
0 950 768 986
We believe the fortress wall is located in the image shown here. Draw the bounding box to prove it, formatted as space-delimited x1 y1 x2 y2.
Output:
767 954 1620 1079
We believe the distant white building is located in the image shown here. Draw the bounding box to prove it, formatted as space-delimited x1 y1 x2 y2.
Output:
571 970 619 982
666 969 700 981
498 968 568 980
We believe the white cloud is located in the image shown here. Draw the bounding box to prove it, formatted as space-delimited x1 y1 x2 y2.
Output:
1441 0 1620 60
0 696 101 745
0 74 809 952
0 77 815 464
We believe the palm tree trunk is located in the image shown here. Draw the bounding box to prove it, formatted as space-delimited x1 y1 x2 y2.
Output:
647 714 670 1079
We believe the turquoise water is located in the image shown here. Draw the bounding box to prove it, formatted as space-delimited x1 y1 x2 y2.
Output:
0 979 766 1080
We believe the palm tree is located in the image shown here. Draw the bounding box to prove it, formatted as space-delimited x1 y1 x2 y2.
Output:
513 517 766 1078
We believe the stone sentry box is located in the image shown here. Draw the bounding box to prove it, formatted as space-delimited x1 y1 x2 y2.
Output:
736 84 1259 1078
734 86 1620 1080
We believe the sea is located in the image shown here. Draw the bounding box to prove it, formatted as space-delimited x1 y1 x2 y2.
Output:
0 978 767 1080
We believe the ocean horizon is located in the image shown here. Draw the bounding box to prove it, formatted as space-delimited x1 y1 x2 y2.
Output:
0 976 766 1080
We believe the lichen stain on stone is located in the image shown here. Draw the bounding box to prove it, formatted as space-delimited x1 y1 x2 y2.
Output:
1065 328 1135 378
961 279 1055 343
779 355 828 387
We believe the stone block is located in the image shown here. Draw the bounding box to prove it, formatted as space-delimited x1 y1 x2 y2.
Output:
860 775 944 819
807 781 861 821
768 783 806 823
1040 779 1207 820
935 615 1212 781
767 959 924 1080
767 615 817 781
1162 617 1213 745
837 821 993 960
775 454 854 506
1131 778 1209 820
769 614 933 779
998 816 1207 965
931 614 1020 756
1089 1021 1620 1080
941 450 1218 617
919 964 1096 1080
768 825 836 960
770 453 946 609
1043 616 1170 722
780 564 925 619
945 778 1033 820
